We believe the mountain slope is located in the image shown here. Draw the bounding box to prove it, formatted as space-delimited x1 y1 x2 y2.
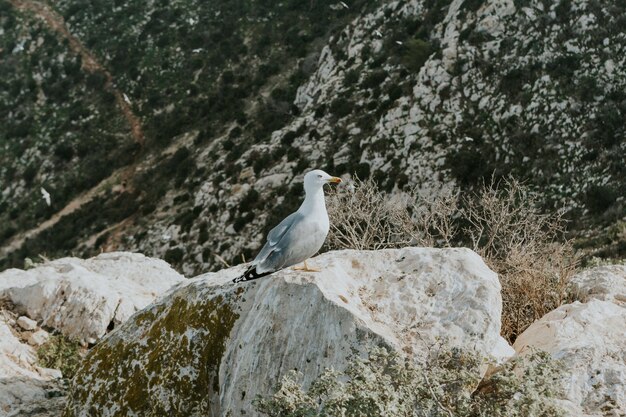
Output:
1 0 624 274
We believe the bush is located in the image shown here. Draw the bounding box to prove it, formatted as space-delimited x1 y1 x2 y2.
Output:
255 346 564 417
463 178 579 342
327 177 578 343
37 334 83 379
361 70 387 89
329 97 353 118
326 177 458 250
401 39 433 72
164 247 184 264
584 184 618 214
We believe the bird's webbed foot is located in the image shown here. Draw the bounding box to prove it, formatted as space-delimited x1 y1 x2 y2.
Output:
293 260 321 272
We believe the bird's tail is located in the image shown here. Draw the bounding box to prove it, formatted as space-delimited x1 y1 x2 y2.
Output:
233 265 273 283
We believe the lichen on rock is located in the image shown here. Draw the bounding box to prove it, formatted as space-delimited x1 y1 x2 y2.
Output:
64 284 239 416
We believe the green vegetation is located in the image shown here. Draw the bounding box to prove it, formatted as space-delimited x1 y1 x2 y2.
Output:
401 39 433 72
255 346 563 417
50 0 382 146
0 5 137 248
64 288 241 416
37 334 83 379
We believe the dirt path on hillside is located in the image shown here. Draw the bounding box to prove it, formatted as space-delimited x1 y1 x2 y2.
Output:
0 167 137 259
2 0 147 259
9 0 145 146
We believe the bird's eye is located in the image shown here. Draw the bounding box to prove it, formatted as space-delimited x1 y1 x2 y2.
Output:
318 175 322 178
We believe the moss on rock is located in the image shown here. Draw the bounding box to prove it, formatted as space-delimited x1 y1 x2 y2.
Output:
63 284 239 416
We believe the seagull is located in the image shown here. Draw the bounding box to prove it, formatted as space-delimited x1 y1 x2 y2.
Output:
123 93 131 105
395 40 403 45
40 187 51 206
374 29 383 38
340 1 349 8
233 169 342 283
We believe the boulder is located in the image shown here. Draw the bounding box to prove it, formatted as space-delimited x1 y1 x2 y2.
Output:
0 252 186 416
64 247 509 416
16 316 37 331
569 264 626 305
27 330 50 347
0 316 63 417
0 252 185 344
515 266 626 417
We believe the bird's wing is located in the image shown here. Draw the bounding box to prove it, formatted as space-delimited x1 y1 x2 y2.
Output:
267 212 300 245
252 212 302 268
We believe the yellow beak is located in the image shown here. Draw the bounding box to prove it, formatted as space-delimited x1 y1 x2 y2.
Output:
328 177 342 184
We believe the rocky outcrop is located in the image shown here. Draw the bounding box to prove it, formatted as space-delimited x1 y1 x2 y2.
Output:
0 252 184 416
0 311 65 417
514 265 626 416
0 252 185 344
63 247 510 416
569 264 626 306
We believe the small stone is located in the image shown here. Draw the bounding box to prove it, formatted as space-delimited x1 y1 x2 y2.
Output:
37 366 63 380
16 316 37 331
28 329 50 346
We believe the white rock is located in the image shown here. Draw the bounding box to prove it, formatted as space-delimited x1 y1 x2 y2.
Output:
65 247 508 416
0 318 59 416
254 173 290 191
569 264 626 305
0 252 185 345
35 367 62 380
16 316 37 331
514 300 626 416
27 330 50 346
0 320 39 380
491 335 516 364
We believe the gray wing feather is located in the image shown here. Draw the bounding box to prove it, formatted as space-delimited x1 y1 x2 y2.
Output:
252 212 302 269
252 212 326 274
267 212 300 245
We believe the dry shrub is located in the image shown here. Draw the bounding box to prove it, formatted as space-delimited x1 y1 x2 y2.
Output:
325 177 417 250
326 178 458 250
326 177 579 343
461 178 579 342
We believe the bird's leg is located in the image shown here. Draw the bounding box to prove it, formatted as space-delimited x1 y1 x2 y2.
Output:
293 260 321 272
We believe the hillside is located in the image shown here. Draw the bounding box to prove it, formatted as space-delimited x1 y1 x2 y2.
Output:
1 0 625 275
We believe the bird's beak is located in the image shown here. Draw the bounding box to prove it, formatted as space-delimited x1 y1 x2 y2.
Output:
328 177 342 184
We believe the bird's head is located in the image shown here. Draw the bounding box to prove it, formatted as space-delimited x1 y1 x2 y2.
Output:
303 169 342 191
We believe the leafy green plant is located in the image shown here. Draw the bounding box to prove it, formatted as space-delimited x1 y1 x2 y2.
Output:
254 346 564 417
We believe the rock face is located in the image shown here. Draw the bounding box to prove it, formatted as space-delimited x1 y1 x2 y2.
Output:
3 0 625 276
0 312 65 417
0 252 185 344
569 264 626 306
514 265 626 416
64 247 509 416
0 252 185 416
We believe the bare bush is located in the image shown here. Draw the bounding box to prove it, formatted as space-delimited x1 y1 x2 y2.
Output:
326 177 418 250
461 178 579 342
326 178 458 250
326 176 579 343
